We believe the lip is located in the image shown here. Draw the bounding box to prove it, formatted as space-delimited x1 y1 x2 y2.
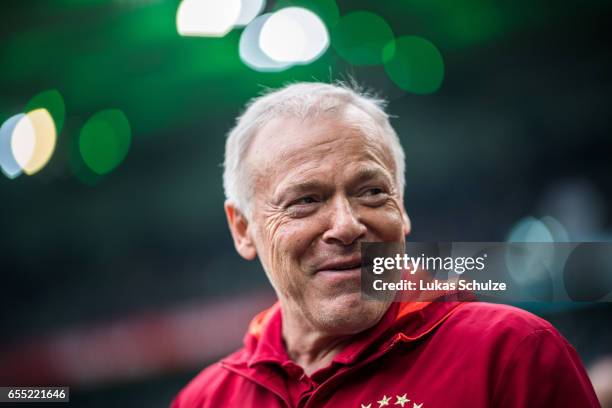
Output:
315 256 363 273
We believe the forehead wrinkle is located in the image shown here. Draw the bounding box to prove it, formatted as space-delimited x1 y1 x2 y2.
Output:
247 115 398 204
271 160 329 199
267 136 393 197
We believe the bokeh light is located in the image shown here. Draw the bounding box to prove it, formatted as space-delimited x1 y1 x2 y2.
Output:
538 180 606 241
0 113 25 179
505 216 555 300
79 109 132 175
507 216 554 243
273 0 339 28
24 89 65 135
260 9 307 63
235 0 266 27
17 109 57 175
331 11 394 66
259 7 329 64
564 243 612 301
383 36 445 94
69 131 104 186
11 114 36 173
240 13 294 72
541 215 570 242
176 0 242 37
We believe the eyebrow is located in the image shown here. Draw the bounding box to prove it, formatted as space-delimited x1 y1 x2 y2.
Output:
351 167 392 186
275 167 393 202
277 180 329 199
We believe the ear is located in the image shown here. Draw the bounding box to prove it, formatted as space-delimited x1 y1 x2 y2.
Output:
402 209 412 237
224 201 257 260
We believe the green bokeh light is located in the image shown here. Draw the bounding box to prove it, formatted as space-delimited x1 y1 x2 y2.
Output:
331 11 394 66
24 89 66 134
79 109 131 175
383 36 445 94
69 130 104 185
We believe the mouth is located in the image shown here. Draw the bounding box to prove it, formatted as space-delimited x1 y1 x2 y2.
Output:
316 257 363 273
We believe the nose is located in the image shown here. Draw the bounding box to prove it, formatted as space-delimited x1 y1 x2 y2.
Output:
322 196 367 246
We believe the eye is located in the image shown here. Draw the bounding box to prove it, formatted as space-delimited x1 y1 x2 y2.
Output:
364 187 384 196
286 195 321 217
359 186 389 206
292 196 319 206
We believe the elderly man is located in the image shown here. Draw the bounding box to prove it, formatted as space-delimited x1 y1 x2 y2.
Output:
172 83 599 407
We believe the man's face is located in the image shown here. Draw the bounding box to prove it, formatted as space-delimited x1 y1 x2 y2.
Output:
236 108 409 334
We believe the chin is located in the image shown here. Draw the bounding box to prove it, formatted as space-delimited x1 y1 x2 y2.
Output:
313 293 390 335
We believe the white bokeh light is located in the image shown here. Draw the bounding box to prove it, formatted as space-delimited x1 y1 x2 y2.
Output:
240 13 294 72
278 7 329 63
3 109 57 178
176 0 242 37
235 0 266 27
259 7 329 64
0 113 25 179
11 114 36 171
260 10 307 62
21 109 57 175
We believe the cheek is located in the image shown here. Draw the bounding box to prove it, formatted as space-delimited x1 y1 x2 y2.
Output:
361 202 406 241
274 218 322 263
258 215 321 285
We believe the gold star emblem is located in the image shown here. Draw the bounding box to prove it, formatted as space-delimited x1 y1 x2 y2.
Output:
377 395 391 407
361 404 372 408
413 403 423 408
395 394 409 407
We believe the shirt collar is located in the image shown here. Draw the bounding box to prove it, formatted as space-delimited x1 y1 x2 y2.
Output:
246 303 289 367
244 300 446 368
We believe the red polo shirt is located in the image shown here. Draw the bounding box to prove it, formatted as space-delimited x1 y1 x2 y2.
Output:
171 301 599 407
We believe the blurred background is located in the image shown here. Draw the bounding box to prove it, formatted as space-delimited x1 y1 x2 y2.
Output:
1 0 611 406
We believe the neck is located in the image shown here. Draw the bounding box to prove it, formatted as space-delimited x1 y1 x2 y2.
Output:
280 305 353 377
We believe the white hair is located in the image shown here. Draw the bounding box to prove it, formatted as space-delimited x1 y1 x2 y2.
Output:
223 82 406 216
